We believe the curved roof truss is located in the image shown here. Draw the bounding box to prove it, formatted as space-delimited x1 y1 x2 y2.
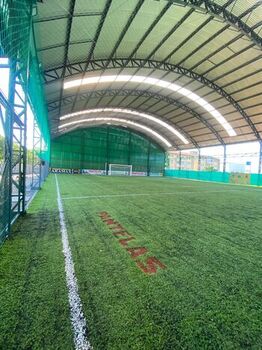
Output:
48 89 224 146
59 107 190 144
44 58 260 140
34 0 262 149
57 116 174 150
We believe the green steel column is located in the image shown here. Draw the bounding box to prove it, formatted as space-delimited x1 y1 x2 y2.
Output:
106 126 109 175
6 68 14 233
258 140 262 174
128 130 131 165
179 151 182 170
223 145 227 172
22 2 33 212
39 134 43 188
147 141 151 176
198 149 201 171
80 130 85 172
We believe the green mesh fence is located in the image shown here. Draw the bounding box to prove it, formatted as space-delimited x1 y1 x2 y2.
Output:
250 173 262 186
165 169 262 186
28 34 50 161
0 0 50 242
51 127 165 175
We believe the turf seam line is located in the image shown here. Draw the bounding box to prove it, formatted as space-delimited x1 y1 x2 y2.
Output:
55 174 92 350
62 189 247 200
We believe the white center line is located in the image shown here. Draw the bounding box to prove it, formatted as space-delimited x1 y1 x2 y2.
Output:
55 174 92 350
62 189 245 200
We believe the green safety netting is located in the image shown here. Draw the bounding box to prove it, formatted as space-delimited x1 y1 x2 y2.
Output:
0 0 50 241
250 174 262 186
165 169 262 186
165 169 230 183
28 35 50 161
0 0 50 160
51 127 165 174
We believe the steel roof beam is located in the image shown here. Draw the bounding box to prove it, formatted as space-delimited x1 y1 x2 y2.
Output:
102 3 173 108
166 0 262 48
145 8 194 60
92 0 145 109
223 69 262 89
175 22 229 66
189 32 244 71
126 2 172 63
163 43 258 114
33 12 102 23
125 14 215 109
161 16 213 63
37 39 94 52
70 0 113 112
56 0 76 119
109 0 145 61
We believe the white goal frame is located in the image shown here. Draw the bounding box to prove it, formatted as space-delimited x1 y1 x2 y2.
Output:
108 164 132 176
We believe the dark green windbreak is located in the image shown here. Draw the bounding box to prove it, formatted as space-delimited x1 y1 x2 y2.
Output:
50 127 165 174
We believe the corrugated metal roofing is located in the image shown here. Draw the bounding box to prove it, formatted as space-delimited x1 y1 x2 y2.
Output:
34 0 262 150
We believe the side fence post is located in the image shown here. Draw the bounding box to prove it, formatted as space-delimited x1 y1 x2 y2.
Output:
258 140 262 174
223 145 227 173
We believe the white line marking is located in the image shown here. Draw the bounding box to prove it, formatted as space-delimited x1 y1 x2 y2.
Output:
55 174 92 350
62 189 246 200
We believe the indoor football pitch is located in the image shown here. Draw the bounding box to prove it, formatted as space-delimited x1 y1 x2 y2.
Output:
0 175 261 350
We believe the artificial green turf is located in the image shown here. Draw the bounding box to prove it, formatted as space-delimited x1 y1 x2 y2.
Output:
1 174 262 349
0 177 74 350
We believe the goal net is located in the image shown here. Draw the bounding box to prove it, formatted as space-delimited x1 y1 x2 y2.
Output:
108 164 132 176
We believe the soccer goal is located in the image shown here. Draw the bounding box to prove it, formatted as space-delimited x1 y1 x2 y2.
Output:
108 164 132 176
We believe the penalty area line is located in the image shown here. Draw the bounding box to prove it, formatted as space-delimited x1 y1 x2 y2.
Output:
62 189 245 200
55 174 92 350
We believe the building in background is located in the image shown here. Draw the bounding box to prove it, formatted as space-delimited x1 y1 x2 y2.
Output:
167 151 220 171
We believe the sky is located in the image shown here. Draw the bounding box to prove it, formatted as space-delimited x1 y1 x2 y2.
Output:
0 59 261 172
199 143 260 173
0 59 35 150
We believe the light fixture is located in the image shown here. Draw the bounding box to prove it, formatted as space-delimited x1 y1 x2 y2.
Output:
0 57 9 65
64 74 237 137
60 107 188 144
58 117 172 148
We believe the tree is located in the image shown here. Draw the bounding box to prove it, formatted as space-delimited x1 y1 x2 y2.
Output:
204 165 218 172
0 135 4 163
0 135 34 165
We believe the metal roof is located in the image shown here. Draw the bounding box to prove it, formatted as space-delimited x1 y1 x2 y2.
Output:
34 0 262 150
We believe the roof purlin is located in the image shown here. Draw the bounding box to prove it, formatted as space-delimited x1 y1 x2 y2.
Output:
93 0 146 109
56 0 76 120
70 0 113 112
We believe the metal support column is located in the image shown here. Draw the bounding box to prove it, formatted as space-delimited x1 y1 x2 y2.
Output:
198 149 201 171
8 59 27 217
147 141 151 176
223 145 227 172
39 135 43 187
258 140 262 174
0 89 13 235
106 126 109 175
128 131 132 166
80 130 85 173
32 119 41 189
179 151 182 170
